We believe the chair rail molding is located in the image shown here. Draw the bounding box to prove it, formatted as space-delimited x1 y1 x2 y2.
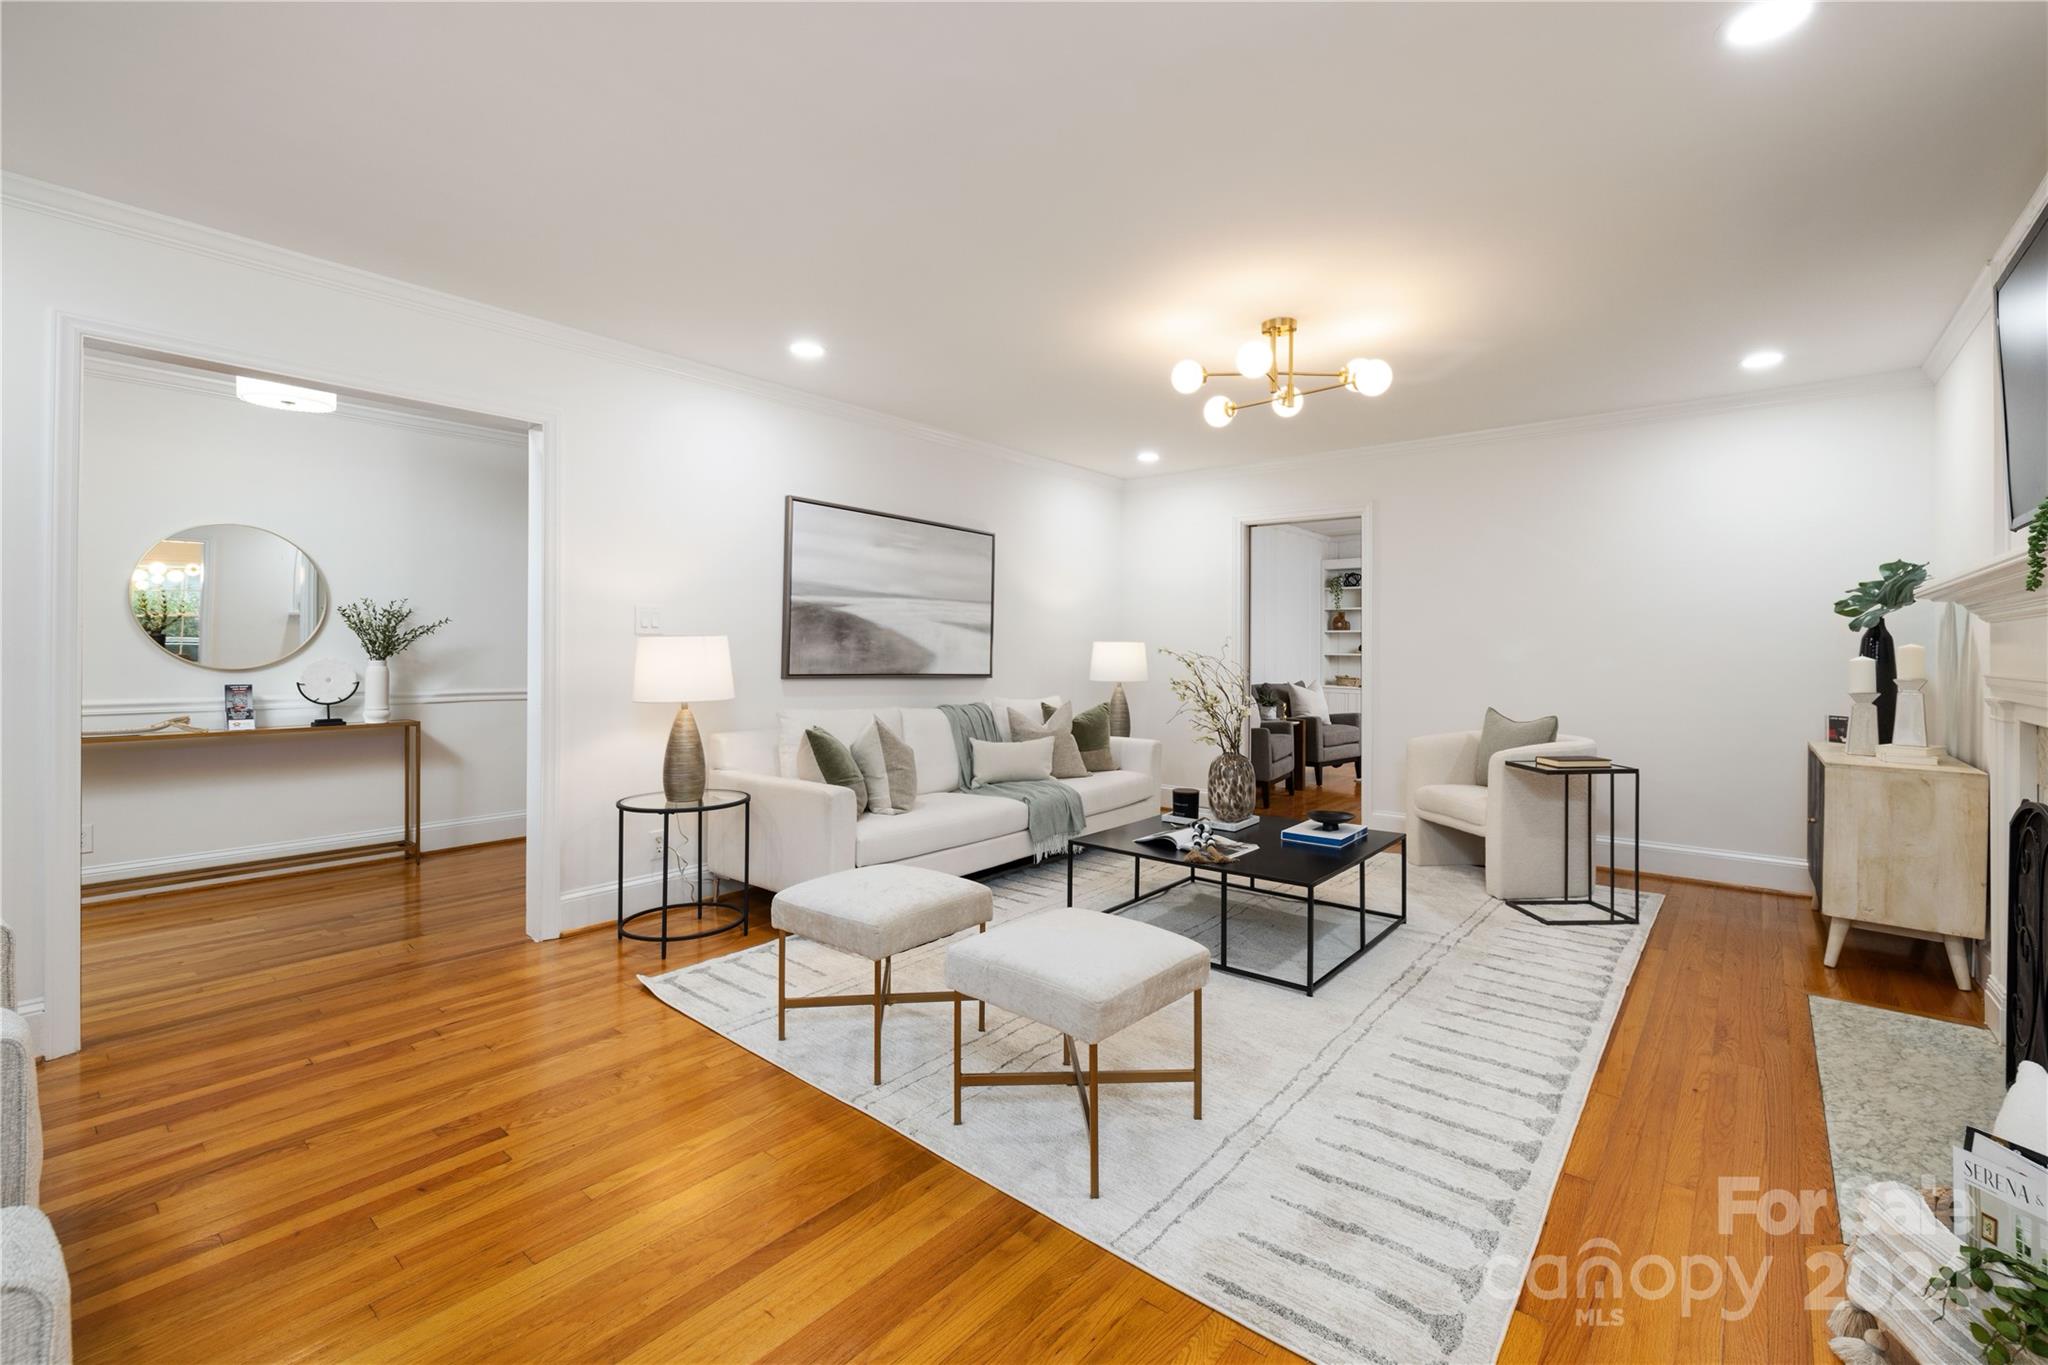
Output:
82 687 526 720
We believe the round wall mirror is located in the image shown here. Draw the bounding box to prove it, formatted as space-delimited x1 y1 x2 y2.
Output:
128 524 328 670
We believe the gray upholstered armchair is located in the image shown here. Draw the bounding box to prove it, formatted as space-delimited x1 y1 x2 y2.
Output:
1300 711 1363 786
1249 721 1296 807
2 924 71 1365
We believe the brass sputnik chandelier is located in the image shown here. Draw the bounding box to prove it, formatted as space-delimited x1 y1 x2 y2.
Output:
1169 317 1392 428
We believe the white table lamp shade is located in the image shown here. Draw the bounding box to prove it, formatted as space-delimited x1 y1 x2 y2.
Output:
1090 641 1148 683
632 635 734 702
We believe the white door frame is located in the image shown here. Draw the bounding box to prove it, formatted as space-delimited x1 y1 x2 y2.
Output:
1235 503 1378 815
38 312 563 1058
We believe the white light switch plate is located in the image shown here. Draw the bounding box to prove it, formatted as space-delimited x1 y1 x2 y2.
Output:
634 604 661 635
79 823 94 854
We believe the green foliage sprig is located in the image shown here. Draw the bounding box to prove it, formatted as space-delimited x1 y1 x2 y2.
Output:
1325 574 1346 610
1928 1241 2048 1365
130 586 176 635
1834 559 1929 632
2025 497 2047 594
337 598 450 662
1159 642 1253 755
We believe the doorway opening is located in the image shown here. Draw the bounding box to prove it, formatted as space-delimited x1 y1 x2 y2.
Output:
1243 514 1370 818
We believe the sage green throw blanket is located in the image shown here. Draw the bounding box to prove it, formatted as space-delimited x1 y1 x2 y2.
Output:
939 702 1085 858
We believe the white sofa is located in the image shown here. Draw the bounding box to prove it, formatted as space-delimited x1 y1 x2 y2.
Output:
1404 728 1599 901
703 701 1161 893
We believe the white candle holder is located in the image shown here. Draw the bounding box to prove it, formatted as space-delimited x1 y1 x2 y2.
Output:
1846 690 1879 757
1878 676 1941 766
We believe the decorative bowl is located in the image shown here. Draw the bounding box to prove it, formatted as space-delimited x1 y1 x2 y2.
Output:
1308 809 1350 830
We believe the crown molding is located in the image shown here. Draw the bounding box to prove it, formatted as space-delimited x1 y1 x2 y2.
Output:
1132 368 1930 490
1923 171 2048 382
82 352 531 446
2 172 1120 490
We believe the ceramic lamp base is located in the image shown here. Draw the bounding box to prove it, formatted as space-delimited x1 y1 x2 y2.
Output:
1108 682 1131 738
664 703 706 803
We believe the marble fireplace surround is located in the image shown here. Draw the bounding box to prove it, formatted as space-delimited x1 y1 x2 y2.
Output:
1923 549 2047 1038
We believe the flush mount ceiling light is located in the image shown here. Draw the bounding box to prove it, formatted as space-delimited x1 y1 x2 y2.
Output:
1740 348 1786 371
1136 449 1160 464
234 376 336 413
1171 318 1391 429
788 339 826 360
1722 0 1813 49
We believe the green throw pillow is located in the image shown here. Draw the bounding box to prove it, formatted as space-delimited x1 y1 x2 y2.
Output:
1061 701 1117 772
1474 707 1558 785
805 726 868 810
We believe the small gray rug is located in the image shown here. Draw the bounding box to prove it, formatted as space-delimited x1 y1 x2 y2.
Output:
643 853 1660 1365
1808 996 2006 1230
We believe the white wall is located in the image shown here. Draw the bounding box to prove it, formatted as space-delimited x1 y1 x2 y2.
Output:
2 179 1126 1050
79 360 529 881
1247 525 1325 686
1121 378 1940 890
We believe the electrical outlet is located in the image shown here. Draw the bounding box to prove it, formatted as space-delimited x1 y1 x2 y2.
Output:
634 604 662 635
650 830 668 863
79 823 94 854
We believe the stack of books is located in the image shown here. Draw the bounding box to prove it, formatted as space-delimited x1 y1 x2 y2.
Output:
1281 819 1368 849
1531 754 1613 771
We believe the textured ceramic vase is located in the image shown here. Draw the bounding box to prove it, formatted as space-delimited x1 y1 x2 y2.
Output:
363 659 391 723
1207 750 1255 823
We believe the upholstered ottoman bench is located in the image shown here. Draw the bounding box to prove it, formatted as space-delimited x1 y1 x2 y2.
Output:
945 908 1209 1197
772 864 994 1084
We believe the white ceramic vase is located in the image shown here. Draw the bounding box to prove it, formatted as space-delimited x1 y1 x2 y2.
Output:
363 659 391 723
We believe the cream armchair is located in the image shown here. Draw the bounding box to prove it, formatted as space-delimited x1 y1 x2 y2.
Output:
1404 728 1598 901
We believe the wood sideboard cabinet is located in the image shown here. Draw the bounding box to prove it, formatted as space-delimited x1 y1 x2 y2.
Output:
1806 741 1988 990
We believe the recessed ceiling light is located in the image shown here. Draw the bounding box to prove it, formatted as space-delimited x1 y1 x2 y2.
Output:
788 339 826 360
1136 450 1160 464
1722 0 1813 49
1740 349 1786 371
234 376 337 412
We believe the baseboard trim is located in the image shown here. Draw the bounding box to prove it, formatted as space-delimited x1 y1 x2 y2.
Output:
12 998 47 1059
82 810 525 894
559 863 740 933
1371 809 1812 895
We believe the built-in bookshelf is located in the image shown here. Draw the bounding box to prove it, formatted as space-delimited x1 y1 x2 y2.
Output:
1321 555 1363 712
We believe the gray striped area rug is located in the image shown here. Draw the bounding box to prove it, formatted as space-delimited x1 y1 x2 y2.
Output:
642 850 1658 1364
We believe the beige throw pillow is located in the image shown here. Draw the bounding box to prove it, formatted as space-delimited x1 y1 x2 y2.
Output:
850 717 918 815
1008 703 1088 779
971 736 1054 783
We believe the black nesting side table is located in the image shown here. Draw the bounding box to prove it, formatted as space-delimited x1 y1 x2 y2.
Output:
615 789 750 957
1501 760 1641 927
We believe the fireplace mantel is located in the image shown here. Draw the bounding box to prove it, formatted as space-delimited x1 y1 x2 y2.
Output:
1921 551 2047 625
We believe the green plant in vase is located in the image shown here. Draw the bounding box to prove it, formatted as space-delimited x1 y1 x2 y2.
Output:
337 597 450 724
1160 642 1255 823
1833 558 1928 743
2025 496 2047 593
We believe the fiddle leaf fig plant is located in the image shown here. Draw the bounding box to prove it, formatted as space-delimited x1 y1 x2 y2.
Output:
2025 497 2046 594
1834 559 1929 632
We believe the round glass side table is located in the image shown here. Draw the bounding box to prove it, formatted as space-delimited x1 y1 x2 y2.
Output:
615 789 750 957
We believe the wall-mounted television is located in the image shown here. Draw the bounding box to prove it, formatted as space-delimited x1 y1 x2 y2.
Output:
1996 201 2048 530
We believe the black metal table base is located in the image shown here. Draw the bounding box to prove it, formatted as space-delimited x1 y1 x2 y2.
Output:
616 795 751 959
1502 764 1641 928
1067 842 1407 996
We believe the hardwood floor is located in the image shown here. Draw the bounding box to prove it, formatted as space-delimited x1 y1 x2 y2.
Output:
36 837 1984 1362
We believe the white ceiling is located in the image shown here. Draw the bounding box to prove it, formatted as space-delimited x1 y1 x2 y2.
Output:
5 2 2043 478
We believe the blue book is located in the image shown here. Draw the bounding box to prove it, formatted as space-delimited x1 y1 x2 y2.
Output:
1281 820 1367 848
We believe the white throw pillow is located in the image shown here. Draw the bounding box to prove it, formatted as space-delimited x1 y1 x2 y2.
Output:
1993 1060 2048 1155
1289 681 1331 722
992 696 1063 741
971 736 1054 783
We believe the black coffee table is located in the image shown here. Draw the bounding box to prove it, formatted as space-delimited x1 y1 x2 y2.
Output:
1065 815 1406 995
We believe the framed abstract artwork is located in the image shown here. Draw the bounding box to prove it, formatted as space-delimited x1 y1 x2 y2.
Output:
781 496 995 678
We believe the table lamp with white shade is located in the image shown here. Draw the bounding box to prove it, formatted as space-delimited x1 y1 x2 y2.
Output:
632 635 734 802
1089 641 1147 738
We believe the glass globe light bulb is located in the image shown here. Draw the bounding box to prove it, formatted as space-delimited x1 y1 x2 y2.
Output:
1235 337 1272 379
131 569 148 586
185 563 202 577
1202 394 1235 428
1273 387 1304 418
165 569 186 585
1169 358 1205 395
1346 358 1393 397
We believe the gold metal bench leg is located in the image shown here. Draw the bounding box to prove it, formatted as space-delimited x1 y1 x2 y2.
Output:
777 933 787 1041
977 923 987 1032
952 994 963 1125
872 958 884 1085
1193 988 1203 1120
1088 1043 1100 1199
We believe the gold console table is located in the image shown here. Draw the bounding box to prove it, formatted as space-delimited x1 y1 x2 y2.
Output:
82 720 422 897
